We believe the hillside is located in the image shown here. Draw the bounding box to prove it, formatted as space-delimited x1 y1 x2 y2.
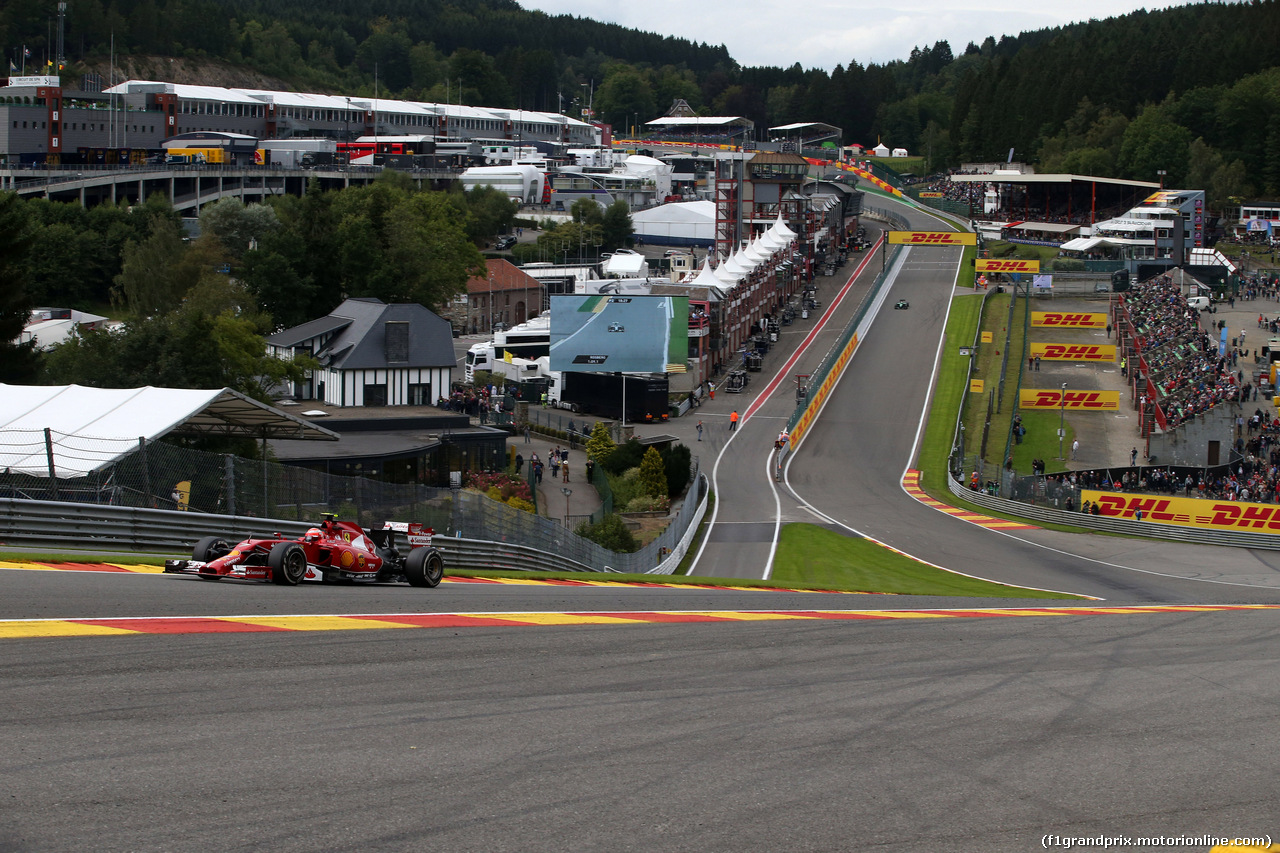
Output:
7 0 1280 206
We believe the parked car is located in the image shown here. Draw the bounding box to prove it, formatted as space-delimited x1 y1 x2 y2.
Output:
495 235 518 250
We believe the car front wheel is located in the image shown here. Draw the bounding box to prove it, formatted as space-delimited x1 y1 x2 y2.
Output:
268 542 308 586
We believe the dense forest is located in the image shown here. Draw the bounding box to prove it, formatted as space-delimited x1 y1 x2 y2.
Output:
8 0 1280 384
8 0 1280 201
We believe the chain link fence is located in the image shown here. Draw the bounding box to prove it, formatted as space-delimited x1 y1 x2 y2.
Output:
0 429 704 573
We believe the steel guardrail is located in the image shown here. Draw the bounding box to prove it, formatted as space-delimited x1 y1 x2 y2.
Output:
0 497 603 572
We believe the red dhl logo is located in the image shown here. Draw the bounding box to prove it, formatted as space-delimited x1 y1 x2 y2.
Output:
1037 313 1106 327
1096 496 1280 529
976 260 1038 272
1029 391 1115 409
1038 345 1111 360
905 232 965 244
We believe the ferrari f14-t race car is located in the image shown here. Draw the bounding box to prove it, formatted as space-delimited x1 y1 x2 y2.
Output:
164 516 444 587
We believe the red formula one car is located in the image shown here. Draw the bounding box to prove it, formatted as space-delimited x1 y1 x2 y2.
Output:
164 516 444 587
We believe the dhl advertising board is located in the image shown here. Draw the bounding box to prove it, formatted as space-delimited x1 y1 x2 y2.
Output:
1083 490 1280 535
1020 389 1120 410
788 332 860 449
1031 312 1108 329
1029 343 1116 362
887 231 977 246
975 259 1040 273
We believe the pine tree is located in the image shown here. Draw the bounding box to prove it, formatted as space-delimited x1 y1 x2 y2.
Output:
638 446 668 498
586 422 616 462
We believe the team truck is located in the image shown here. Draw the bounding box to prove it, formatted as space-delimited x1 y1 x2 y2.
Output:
556 372 670 422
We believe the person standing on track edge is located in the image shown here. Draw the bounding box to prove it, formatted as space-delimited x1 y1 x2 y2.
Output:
697 420 703 441
729 410 739 431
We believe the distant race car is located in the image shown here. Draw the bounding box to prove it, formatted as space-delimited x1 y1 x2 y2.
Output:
164 515 444 587
607 322 625 332
895 299 910 310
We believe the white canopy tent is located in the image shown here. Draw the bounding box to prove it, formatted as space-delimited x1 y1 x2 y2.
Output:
0 385 337 477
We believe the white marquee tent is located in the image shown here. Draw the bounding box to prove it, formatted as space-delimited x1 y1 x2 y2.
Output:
0 385 337 477
631 200 715 247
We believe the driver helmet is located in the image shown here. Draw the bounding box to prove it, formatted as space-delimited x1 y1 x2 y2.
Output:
304 527 323 541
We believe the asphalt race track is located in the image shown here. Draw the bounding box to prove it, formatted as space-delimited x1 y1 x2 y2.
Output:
3 571 1279 852
5 196 1280 850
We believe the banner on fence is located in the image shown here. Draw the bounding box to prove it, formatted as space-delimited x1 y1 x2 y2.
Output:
1031 311 1108 328
1029 343 1116 362
1020 389 1120 410
975 259 1040 273
918 192 943 198
789 333 860 448
1083 489 1280 534
887 231 977 246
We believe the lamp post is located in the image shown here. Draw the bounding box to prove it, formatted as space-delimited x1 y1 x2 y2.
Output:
1157 169 1166 190
1058 382 1068 461
561 487 572 528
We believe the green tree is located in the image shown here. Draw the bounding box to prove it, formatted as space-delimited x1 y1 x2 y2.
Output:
600 200 634 251
663 443 693 497
594 64 656 131
586 421 616 462
1116 102 1192 185
574 513 638 553
638 446 668 498
462 185 517 242
111 217 190 316
199 198 281 260
0 192 37 382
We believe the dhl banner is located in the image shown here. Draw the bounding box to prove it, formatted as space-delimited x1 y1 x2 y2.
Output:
1029 343 1116 362
918 192 943 198
1031 311 1108 328
1083 489 1280 535
888 231 977 246
789 332 860 449
976 258 1040 273
1020 389 1120 410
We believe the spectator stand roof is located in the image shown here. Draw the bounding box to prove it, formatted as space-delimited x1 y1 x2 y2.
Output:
769 122 842 147
948 173 1159 189
0 385 337 477
646 116 754 139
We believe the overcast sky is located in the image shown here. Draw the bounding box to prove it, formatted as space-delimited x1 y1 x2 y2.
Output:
518 0 1199 71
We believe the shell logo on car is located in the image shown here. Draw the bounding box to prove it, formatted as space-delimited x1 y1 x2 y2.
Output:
340 550 355 568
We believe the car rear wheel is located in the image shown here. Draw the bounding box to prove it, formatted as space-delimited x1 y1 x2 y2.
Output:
268 542 308 586
405 548 444 588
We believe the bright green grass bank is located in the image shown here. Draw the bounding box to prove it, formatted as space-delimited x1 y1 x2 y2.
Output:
771 524 1078 598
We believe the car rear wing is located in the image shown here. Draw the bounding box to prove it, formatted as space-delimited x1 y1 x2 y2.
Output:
381 521 434 549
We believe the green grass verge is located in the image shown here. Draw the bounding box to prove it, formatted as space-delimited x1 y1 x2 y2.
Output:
771 524 1078 598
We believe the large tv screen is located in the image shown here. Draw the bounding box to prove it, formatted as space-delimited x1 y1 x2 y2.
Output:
549 295 689 373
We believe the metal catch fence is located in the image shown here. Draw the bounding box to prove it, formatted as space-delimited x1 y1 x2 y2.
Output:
0 430 706 573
